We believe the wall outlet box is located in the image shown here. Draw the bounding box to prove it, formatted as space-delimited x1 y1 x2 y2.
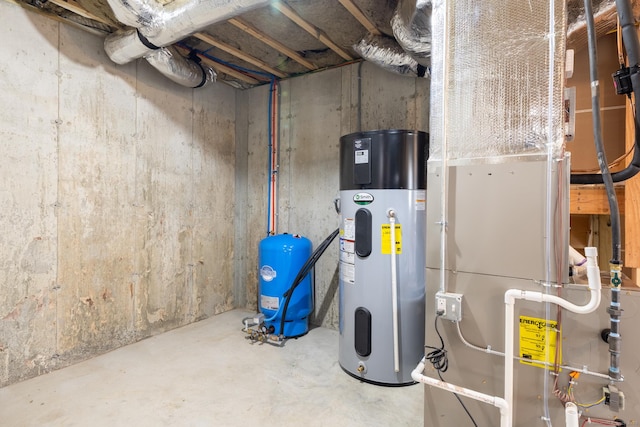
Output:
435 291 463 322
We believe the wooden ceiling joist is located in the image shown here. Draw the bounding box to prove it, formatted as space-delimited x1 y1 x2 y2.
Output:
338 0 381 36
194 32 288 79
174 45 262 85
228 17 318 71
198 55 262 85
47 0 114 27
272 1 354 61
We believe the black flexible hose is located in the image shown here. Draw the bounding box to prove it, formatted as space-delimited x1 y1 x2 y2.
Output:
570 0 640 185
278 228 340 337
581 0 625 382
581 0 622 264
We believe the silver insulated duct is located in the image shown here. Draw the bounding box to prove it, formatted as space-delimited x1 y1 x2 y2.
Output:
145 46 216 88
354 0 431 78
104 0 270 64
353 34 428 78
104 0 269 87
391 0 431 68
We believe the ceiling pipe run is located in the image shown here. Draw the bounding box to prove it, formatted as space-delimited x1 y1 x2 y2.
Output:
104 0 269 86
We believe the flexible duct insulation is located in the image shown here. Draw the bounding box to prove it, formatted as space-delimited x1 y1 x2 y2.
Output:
145 46 216 88
391 0 431 68
353 34 427 78
104 0 269 64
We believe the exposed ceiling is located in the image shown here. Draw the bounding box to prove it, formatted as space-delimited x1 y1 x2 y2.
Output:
7 0 640 89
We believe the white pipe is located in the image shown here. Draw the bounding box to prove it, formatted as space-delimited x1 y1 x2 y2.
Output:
411 358 510 426
569 245 587 267
565 402 579 427
388 209 400 373
504 247 601 426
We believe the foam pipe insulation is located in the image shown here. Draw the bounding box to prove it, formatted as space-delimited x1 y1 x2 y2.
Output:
145 46 216 88
391 0 431 68
353 33 428 78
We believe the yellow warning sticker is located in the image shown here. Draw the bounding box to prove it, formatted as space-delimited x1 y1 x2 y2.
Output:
381 224 402 254
519 315 561 369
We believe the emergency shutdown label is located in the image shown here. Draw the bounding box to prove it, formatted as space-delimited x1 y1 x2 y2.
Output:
381 224 402 254
519 315 561 369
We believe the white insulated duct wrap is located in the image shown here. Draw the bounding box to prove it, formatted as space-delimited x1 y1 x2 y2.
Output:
429 0 566 160
145 46 216 88
353 34 428 78
391 0 431 68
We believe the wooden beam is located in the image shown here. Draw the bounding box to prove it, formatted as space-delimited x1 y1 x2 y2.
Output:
570 185 625 215
337 0 381 36
272 2 354 61
197 55 262 85
194 32 288 79
47 0 114 27
228 17 318 70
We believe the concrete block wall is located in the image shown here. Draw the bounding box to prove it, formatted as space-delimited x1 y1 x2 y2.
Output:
0 1 236 387
236 63 429 329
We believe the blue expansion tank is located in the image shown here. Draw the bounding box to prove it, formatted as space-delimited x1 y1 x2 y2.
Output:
258 233 313 337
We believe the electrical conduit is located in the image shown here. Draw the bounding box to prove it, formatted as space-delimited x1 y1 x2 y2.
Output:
388 209 400 373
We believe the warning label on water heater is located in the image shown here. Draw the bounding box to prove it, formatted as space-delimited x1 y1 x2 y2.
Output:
381 224 402 254
519 315 561 369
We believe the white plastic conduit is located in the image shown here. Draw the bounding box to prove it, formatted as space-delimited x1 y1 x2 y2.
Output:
411 360 510 426
387 209 400 373
504 246 601 426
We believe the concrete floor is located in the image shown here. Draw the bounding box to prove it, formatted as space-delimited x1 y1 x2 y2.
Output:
0 310 423 426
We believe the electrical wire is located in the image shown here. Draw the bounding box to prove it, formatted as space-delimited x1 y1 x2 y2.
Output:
278 228 340 337
426 316 478 427
576 395 606 408
581 417 625 426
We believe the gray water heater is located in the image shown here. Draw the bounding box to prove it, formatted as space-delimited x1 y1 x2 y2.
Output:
338 129 428 385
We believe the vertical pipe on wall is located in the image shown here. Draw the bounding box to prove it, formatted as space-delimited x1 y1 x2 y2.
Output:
437 0 450 295
388 209 400 373
542 0 559 422
266 79 280 236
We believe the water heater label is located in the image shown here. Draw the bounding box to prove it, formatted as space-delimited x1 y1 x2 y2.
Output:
381 224 402 254
340 250 355 264
343 218 355 240
261 295 279 311
353 192 374 205
340 238 355 254
519 315 561 369
354 150 369 164
339 261 355 284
